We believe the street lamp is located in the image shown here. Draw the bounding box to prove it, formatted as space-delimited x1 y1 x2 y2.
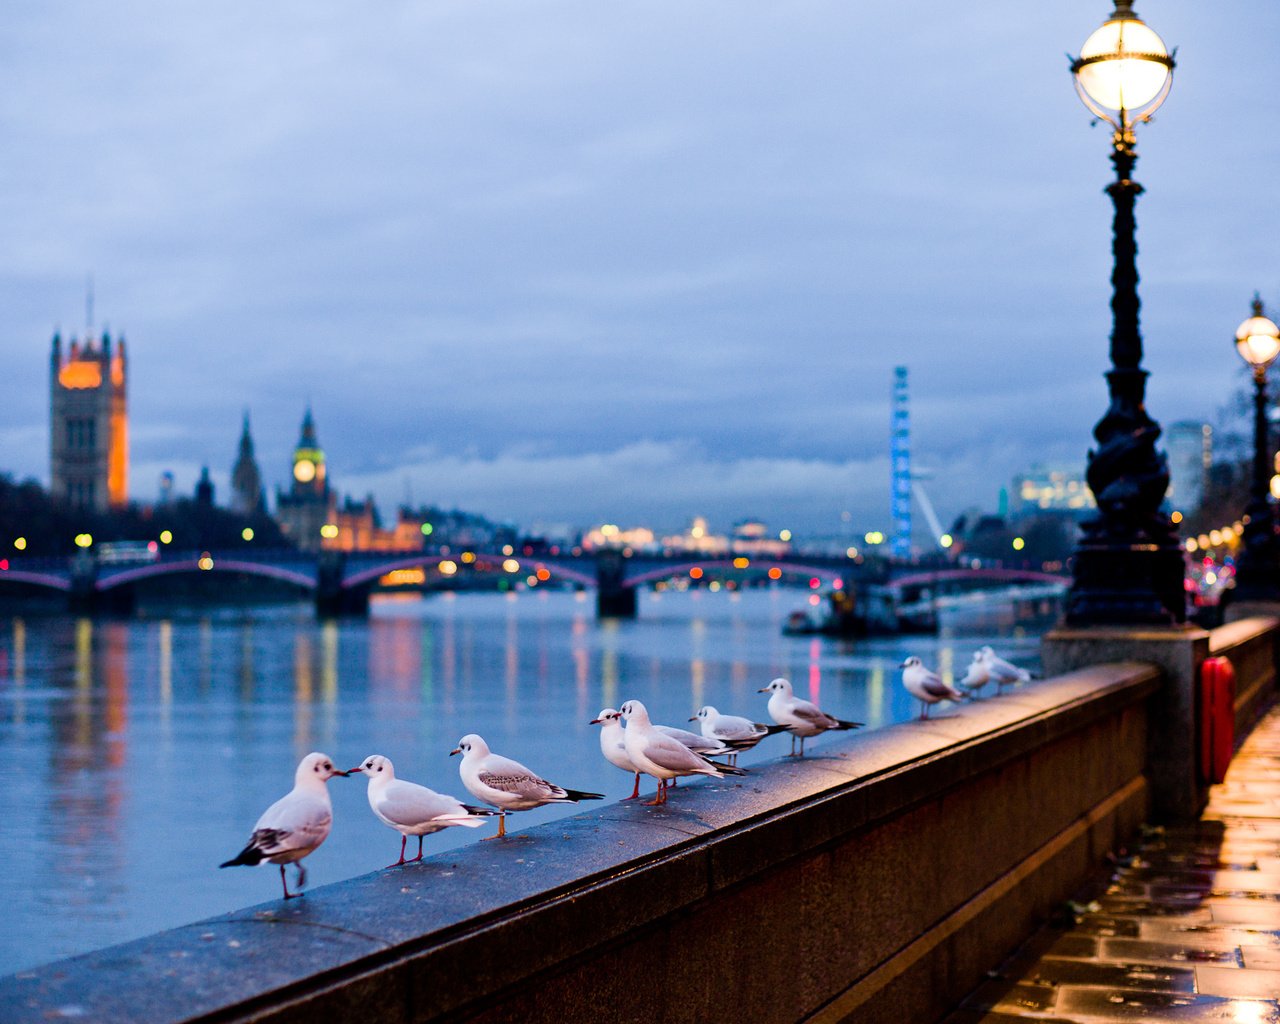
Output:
1064 1 1185 625
1232 295 1280 599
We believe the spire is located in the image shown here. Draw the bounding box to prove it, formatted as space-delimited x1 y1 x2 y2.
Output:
239 409 255 456
299 406 318 447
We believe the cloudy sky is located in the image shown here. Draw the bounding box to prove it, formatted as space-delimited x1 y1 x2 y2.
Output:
3 1 1278 538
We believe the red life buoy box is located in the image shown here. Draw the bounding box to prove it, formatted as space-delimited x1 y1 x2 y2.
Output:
1199 656 1236 785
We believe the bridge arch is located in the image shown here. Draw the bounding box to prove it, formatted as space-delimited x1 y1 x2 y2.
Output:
622 559 851 589
341 553 597 591
95 559 317 592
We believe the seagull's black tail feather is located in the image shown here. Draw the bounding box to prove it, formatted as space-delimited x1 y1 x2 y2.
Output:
834 719 865 730
703 759 747 776
462 804 501 816
762 723 791 736
562 789 605 802
219 844 265 869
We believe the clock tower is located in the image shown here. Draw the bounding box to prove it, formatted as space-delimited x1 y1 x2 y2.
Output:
274 406 332 550
289 406 326 498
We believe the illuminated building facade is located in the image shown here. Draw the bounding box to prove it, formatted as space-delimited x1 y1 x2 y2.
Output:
274 408 333 551
50 330 128 511
322 497 423 552
1012 464 1095 514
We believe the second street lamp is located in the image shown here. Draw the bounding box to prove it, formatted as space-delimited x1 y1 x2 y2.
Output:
1232 295 1280 601
1064 1 1185 625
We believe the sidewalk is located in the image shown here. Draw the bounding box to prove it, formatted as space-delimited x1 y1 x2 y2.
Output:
943 702 1280 1023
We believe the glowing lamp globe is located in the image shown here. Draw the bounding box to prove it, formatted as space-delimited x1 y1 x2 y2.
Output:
1236 298 1280 370
1071 2 1174 128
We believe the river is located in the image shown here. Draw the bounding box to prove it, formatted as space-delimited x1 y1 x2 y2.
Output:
0 587 1047 974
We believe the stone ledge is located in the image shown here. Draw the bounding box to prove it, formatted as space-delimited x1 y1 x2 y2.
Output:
1 664 1161 1024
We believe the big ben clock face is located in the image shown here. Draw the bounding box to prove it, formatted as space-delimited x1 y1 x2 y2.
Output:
294 459 316 483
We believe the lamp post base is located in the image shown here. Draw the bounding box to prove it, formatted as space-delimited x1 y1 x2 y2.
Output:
1066 543 1187 626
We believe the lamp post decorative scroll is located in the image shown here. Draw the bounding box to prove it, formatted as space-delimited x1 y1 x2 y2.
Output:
1065 1 1186 625
1231 296 1280 600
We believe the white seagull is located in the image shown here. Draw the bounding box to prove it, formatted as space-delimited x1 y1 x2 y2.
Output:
452 733 603 839
758 677 863 756
900 656 966 719
957 652 992 699
348 754 497 866
219 751 348 900
590 708 643 800
690 705 787 765
979 646 1032 693
619 699 745 805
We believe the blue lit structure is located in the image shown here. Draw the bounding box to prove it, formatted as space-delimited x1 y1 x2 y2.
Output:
891 367 911 561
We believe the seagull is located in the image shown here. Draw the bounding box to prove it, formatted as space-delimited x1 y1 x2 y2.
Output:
757 677 863 756
219 751 348 900
654 723 735 759
979 646 1033 693
619 699 745 805
590 708 643 800
452 733 604 839
348 754 498 867
900 656 967 719
690 705 788 765
957 652 992 699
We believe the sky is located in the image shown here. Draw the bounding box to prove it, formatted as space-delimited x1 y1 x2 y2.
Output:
3 1 1279 540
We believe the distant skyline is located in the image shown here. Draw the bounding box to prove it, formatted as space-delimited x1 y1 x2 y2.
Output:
3 2 1278 536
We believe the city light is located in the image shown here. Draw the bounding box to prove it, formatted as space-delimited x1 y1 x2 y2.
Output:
502 559 520 573
320 524 339 539
438 560 458 576
809 577 821 589
74 533 92 548
1012 537 1026 551
846 546 858 559
1170 511 1183 524
13 537 25 550
379 568 425 586
159 530 173 544
864 531 885 545
732 557 749 569
241 527 254 542
689 567 704 580
420 523 434 536
198 553 214 571
502 544 514 556
460 551 476 564
767 567 782 580
536 567 551 582
1185 538 1198 553
779 529 792 542
939 534 953 548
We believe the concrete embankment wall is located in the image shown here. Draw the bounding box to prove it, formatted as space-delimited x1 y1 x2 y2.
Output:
5 617 1276 1024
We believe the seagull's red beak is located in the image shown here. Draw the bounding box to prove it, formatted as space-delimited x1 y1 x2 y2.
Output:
346 766 363 774
589 718 602 725
449 747 461 757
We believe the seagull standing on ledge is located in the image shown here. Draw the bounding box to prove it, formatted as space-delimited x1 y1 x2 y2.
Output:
979 646 1033 693
452 733 603 839
219 752 348 900
758 677 863 756
901 656 966 720
349 754 497 866
591 708 643 800
691 705 788 765
957 653 992 699
620 699 745 805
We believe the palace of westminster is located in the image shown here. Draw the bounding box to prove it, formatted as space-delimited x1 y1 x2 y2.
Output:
48 328 429 553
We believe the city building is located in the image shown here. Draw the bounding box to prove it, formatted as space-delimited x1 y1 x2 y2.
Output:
230 412 266 515
49 330 128 511
731 519 791 557
1166 420 1211 515
581 524 657 552
661 516 730 555
1011 464 1095 514
323 497 422 552
274 408 333 551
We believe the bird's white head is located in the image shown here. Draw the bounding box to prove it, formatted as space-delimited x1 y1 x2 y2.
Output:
349 754 394 779
590 709 621 726
450 733 489 758
297 751 347 782
979 646 995 659
758 678 792 695
619 700 650 724
692 705 718 722
900 656 923 670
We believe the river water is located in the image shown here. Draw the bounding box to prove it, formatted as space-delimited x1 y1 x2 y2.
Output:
0 587 1046 974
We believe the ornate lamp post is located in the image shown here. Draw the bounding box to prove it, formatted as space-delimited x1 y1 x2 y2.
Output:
1065 1 1185 625
1231 296 1280 600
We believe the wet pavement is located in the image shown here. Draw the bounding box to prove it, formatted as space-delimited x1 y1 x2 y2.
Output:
944 701 1280 1023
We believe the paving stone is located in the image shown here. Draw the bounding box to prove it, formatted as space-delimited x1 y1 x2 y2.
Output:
1242 946 1280 970
1195 965 1280 998
1023 957 1195 993
1056 987 1280 1021
1099 938 1241 967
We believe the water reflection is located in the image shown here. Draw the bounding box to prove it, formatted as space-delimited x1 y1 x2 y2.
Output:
0 590 1045 976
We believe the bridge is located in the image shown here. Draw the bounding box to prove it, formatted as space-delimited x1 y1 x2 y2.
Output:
0 547 1068 621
